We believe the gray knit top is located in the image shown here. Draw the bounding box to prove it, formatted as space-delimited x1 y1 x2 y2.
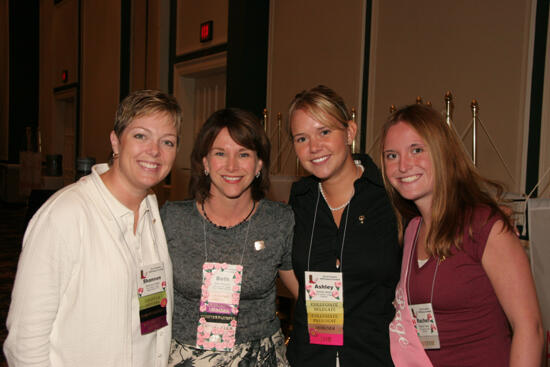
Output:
160 199 294 345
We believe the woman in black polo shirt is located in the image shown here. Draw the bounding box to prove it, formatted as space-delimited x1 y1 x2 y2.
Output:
286 85 400 366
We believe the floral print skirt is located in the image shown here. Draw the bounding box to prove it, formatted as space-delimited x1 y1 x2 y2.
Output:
168 329 289 367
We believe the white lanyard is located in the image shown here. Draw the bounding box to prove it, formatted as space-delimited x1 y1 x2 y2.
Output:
197 201 252 352
93 177 161 264
406 218 440 306
201 202 251 266
306 187 351 272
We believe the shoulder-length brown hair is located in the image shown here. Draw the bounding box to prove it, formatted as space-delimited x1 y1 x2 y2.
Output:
379 104 513 258
189 108 271 203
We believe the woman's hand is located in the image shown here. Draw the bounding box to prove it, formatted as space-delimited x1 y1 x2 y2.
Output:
278 270 299 300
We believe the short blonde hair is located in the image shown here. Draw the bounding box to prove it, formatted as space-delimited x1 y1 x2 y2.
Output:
114 89 183 142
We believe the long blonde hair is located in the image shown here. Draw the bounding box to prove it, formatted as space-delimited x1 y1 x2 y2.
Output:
380 104 513 258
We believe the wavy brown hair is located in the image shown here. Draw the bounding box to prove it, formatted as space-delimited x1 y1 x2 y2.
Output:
379 104 513 258
189 108 271 203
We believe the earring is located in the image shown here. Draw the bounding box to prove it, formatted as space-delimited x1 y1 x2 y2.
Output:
255 171 260 179
204 169 209 176
112 152 119 159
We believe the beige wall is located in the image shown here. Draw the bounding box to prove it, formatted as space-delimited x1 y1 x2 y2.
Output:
131 0 148 90
177 0 228 56
0 0 8 160
39 0 80 156
170 1 228 200
80 0 121 163
267 0 367 176
53 0 79 88
37 0 170 182
539 5 550 198
20 1 550 198
131 0 171 91
39 0 55 156
367 0 534 194
41 0 120 163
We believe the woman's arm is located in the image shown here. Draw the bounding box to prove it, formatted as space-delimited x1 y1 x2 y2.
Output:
278 202 298 300
4 214 74 366
482 220 543 367
278 269 299 300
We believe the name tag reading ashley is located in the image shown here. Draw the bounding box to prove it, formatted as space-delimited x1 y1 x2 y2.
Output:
196 262 243 351
137 262 168 334
305 271 344 346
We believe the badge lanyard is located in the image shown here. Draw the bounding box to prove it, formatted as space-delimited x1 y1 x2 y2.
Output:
93 177 168 335
195 206 251 351
304 187 350 347
201 213 250 265
92 175 162 263
306 189 350 272
406 218 441 349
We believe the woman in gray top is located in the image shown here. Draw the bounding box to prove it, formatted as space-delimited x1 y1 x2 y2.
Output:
161 108 299 366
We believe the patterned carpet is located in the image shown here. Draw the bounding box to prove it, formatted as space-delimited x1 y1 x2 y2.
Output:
0 201 26 367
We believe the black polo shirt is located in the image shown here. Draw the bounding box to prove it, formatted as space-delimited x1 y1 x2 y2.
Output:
287 154 401 367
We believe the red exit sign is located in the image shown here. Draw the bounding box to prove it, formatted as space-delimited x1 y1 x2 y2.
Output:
200 21 213 43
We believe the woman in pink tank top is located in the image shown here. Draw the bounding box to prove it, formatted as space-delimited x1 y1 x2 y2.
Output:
379 104 543 367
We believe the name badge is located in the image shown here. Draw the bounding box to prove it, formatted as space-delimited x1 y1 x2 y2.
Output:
409 302 440 349
305 271 344 346
196 262 243 351
137 262 168 334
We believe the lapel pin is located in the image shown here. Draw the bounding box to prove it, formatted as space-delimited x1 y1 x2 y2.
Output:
254 241 265 251
358 215 365 224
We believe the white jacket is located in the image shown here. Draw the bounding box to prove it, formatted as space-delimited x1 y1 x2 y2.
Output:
4 164 173 366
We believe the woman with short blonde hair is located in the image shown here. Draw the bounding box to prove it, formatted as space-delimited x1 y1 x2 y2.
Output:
5 90 180 366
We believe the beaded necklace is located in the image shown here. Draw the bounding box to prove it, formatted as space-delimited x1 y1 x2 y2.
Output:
318 162 364 211
318 183 353 211
201 200 256 230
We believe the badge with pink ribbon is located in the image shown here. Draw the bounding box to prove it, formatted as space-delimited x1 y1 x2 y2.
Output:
196 262 243 351
305 271 344 346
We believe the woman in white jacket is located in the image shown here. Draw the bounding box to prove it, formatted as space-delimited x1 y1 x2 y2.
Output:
4 89 181 367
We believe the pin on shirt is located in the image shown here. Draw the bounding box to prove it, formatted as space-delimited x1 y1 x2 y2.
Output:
254 240 265 251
